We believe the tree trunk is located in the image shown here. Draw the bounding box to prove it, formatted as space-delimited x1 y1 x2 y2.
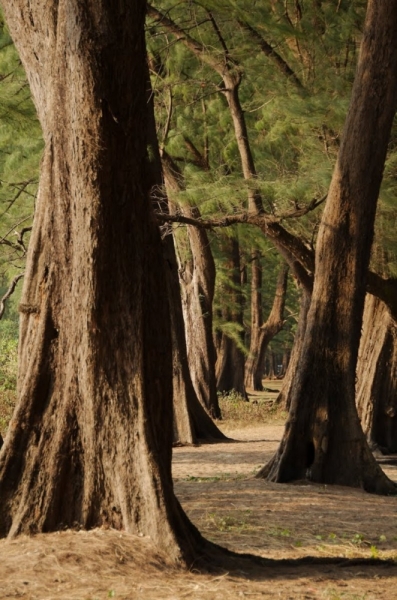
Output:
280 346 291 377
276 289 311 410
0 1 205 561
215 237 248 399
180 227 221 419
245 263 289 390
165 233 227 441
146 77 226 444
265 352 275 379
161 153 221 419
245 251 262 389
356 295 397 453
258 0 397 495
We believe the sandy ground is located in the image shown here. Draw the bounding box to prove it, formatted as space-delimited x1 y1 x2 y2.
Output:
0 423 396 600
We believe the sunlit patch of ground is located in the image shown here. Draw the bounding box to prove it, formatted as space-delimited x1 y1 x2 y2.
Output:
1 382 396 599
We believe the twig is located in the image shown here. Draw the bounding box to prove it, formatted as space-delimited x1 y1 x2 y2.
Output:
0 273 24 319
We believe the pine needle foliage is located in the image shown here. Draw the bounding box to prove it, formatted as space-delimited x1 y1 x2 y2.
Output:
147 0 383 351
0 17 43 291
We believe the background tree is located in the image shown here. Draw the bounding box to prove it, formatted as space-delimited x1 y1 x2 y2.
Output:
214 232 248 399
161 151 222 418
146 78 226 442
245 259 289 390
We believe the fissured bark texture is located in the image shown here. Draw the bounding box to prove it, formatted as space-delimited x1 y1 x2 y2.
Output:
357 294 397 454
0 1 204 562
258 0 397 495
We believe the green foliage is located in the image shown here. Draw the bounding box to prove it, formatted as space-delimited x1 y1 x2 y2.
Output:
148 0 366 219
218 389 286 424
0 318 18 434
0 320 18 392
0 17 43 287
147 0 375 351
205 511 253 533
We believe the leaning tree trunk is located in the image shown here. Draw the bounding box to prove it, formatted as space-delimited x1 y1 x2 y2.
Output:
258 0 397 494
161 153 221 419
178 226 221 418
0 1 205 561
245 263 289 390
215 237 248 399
356 294 397 453
146 79 226 444
164 232 227 441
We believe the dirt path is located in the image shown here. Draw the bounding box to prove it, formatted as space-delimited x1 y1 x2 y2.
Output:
0 423 396 599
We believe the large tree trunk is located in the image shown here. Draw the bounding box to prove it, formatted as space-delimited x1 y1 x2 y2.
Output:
0 1 205 561
356 294 397 453
258 0 397 495
245 263 289 390
215 237 248 399
161 153 221 419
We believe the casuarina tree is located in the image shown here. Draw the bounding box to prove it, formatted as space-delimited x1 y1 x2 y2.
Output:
0 0 207 563
258 0 397 495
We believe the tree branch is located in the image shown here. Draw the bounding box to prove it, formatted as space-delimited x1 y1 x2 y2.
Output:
0 273 24 320
237 20 304 90
0 179 36 220
155 209 315 279
147 5 236 81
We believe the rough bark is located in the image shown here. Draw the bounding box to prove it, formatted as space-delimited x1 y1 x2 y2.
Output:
146 77 226 443
215 237 248 399
356 295 397 454
258 0 397 495
164 231 227 442
161 153 221 419
0 0 205 561
275 289 311 410
245 262 289 390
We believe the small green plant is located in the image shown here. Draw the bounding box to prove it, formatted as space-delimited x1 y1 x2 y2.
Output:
205 511 252 533
217 390 247 404
351 533 365 546
184 473 246 482
185 475 222 482
268 526 292 538
370 545 379 559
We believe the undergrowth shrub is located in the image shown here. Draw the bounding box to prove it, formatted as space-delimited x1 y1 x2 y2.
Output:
218 390 286 425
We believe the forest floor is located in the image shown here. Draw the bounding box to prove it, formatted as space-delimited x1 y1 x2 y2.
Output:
0 382 397 599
